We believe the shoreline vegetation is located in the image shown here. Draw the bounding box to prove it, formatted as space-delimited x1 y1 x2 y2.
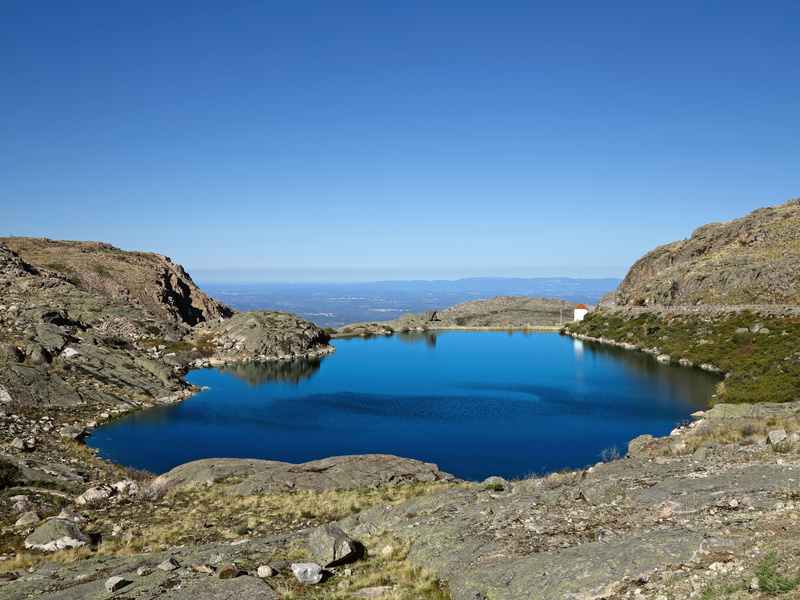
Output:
562 307 800 406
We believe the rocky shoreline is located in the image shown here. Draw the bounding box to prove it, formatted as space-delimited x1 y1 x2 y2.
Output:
566 330 726 375
4 236 800 599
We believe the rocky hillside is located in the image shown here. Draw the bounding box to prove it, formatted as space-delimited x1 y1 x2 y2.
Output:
1 238 234 326
0 238 333 475
601 198 800 307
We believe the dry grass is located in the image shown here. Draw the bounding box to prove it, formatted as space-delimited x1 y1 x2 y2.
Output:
0 546 94 571
642 413 800 458
2 481 458 598
275 532 449 600
3 480 464 570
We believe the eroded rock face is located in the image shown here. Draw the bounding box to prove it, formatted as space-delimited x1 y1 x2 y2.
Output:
603 198 800 306
2 238 235 326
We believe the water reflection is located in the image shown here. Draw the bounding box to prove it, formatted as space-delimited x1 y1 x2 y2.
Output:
89 332 723 480
579 339 719 409
216 356 323 386
396 330 438 348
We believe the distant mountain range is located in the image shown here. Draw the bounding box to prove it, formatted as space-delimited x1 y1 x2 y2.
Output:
200 277 622 328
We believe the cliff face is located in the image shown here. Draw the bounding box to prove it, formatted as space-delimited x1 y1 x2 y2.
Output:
602 198 800 307
1 238 234 326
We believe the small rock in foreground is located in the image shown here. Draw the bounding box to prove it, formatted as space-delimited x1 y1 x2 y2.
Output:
291 562 323 584
257 565 276 577
157 557 180 571
218 565 239 579
105 576 128 592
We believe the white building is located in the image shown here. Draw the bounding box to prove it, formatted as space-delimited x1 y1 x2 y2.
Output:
573 303 589 321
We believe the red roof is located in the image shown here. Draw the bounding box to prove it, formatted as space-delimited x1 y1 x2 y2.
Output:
575 303 588 309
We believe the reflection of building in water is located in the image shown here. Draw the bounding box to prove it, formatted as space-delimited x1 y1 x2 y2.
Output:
573 339 584 359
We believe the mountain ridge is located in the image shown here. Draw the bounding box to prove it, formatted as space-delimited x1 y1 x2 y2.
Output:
601 198 800 307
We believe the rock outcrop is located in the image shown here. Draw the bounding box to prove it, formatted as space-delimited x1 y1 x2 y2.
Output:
146 454 458 496
337 295 575 336
2 237 235 326
601 198 800 306
199 310 333 363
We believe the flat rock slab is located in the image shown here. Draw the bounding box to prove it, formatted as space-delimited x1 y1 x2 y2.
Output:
446 530 705 600
150 454 458 495
0 364 82 406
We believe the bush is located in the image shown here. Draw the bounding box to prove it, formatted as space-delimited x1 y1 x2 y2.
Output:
0 457 21 489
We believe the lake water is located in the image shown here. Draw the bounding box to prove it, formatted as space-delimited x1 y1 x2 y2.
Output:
87 332 720 481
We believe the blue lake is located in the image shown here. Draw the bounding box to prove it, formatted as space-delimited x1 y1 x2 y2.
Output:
87 331 720 481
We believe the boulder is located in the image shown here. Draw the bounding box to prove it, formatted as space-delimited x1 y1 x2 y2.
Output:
158 557 180 571
27 344 52 365
291 562 323 584
0 343 23 363
218 565 240 579
35 323 69 353
75 484 114 506
24 518 91 551
59 425 87 441
105 576 129 592
257 565 276 577
10 437 28 452
15 511 41 526
767 430 788 445
57 507 84 522
308 523 357 567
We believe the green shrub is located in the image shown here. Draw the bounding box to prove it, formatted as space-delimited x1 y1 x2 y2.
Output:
0 457 21 489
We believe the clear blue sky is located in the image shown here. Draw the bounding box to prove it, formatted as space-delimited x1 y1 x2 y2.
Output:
2 1 798 283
